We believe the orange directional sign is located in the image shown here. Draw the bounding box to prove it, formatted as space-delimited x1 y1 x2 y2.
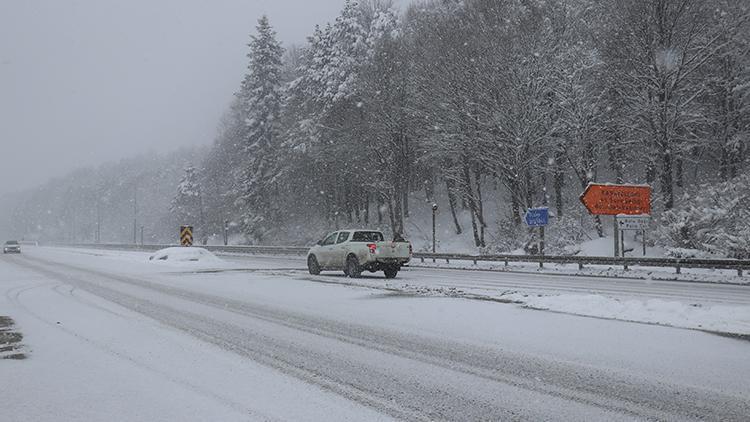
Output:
579 184 651 216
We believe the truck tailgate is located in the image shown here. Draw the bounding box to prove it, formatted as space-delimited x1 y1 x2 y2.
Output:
374 242 411 259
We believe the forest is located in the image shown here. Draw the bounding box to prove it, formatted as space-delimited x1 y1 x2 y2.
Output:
3 0 749 257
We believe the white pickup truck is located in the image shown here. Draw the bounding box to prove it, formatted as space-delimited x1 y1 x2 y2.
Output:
307 230 411 278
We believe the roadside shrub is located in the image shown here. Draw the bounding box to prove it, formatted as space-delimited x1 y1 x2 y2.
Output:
656 173 750 258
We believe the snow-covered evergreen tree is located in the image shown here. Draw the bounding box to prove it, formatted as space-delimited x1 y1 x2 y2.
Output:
236 15 285 242
170 165 204 232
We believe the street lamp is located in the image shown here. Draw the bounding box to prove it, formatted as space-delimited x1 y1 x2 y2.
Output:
432 203 438 261
224 220 229 246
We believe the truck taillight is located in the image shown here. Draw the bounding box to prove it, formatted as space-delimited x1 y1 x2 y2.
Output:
367 243 377 253
408 242 412 255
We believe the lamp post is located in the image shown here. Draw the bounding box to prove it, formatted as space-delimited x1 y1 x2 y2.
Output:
432 203 438 262
224 220 229 246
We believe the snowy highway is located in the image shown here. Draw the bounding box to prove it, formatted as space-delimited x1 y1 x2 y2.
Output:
2 247 750 421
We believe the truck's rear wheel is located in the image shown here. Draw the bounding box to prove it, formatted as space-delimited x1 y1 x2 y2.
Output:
384 266 399 279
346 255 362 278
307 255 321 275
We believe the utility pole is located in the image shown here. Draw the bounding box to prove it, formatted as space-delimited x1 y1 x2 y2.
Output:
133 184 138 245
140 226 144 246
96 200 101 243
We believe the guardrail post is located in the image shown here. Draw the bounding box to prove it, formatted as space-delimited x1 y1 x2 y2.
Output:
473 259 477 265
578 263 584 270
539 261 543 269
623 263 629 271
420 257 424 263
504 259 508 267
738 268 743 277
675 266 681 274
445 258 450 264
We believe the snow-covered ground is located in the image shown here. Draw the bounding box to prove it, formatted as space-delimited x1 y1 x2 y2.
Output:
2 246 749 420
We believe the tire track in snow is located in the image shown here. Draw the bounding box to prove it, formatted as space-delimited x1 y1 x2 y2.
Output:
3 259 280 422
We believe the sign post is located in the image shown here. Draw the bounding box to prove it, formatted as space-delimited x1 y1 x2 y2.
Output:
614 222 620 258
525 207 549 263
180 225 193 247
580 184 651 258
616 215 650 257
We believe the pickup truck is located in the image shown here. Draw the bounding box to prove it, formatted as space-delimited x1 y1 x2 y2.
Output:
307 230 411 278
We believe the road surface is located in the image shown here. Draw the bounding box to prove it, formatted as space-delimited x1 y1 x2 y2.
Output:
1 247 749 421
220 253 750 306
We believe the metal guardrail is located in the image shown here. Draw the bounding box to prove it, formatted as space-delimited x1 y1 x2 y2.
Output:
66 243 309 256
412 253 749 276
65 243 747 276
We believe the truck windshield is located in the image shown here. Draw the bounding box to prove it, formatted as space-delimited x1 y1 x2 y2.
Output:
351 231 384 242
5 240 18 245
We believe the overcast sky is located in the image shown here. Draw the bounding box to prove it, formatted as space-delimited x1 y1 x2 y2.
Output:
0 0 404 196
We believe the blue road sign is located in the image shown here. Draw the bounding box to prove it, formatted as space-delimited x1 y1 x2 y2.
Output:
525 207 549 227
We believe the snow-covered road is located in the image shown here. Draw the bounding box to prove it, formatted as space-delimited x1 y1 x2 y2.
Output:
220 253 750 305
2 247 749 421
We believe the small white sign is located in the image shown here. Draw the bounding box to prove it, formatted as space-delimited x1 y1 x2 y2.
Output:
617 215 650 231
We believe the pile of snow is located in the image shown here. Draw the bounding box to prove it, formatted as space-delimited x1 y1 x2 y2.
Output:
148 247 223 264
510 293 750 335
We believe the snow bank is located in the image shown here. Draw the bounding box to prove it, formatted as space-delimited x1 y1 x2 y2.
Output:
148 247 223 265
510 293 750 335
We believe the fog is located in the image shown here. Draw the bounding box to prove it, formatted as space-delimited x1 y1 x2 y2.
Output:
0 0 367 196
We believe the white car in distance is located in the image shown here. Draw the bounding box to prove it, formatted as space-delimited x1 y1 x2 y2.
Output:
307 230 411 279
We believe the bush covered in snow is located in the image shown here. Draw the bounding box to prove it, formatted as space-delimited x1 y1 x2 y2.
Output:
486 208 598 255
547 214 598 256
656 174 750 258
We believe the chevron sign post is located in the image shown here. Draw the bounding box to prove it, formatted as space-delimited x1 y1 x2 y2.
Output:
180 225 193 247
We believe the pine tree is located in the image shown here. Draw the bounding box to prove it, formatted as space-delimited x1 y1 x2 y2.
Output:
170 165 204 235
236 15 285 242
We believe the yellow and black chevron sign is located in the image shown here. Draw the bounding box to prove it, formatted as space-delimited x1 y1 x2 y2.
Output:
180 225 193 247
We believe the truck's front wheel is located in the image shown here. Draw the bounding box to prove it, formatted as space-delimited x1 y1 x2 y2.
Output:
384 266 399 279
307 255 321 275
